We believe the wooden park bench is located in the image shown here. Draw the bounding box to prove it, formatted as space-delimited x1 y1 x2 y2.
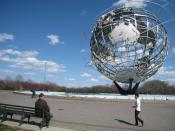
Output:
0 103 50 128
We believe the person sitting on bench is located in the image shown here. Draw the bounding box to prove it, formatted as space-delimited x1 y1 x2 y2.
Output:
35 93 53 126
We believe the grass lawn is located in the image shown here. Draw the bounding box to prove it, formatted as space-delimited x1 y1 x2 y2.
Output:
0 123 33 131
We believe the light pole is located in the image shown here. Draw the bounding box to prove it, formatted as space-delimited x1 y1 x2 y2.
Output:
44 62 47 83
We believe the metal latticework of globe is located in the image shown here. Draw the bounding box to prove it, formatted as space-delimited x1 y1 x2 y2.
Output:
90 7 168 83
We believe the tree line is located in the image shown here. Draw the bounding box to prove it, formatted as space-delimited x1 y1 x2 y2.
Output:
0 79 175 95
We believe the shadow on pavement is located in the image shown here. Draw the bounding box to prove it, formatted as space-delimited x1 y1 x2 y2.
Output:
114 118 135 126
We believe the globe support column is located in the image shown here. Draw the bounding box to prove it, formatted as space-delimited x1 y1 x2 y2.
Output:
113 79 140 95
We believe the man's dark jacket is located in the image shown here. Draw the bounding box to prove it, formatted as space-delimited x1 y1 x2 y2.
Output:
35 98 50 117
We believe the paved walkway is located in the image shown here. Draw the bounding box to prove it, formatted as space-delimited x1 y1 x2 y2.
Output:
1 90 175 131
2 121 78 131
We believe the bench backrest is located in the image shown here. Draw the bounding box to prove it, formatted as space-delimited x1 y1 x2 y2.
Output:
0 103 48 117
0 103 35 115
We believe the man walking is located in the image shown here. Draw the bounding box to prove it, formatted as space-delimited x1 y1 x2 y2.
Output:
133 93 144 126
31 88 36 98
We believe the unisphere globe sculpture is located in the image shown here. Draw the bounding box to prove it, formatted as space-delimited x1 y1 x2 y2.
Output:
90 7 168 94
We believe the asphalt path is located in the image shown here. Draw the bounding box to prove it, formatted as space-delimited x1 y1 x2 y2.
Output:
0 90 175 131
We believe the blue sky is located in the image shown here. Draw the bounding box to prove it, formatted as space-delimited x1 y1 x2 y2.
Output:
0 0 175 87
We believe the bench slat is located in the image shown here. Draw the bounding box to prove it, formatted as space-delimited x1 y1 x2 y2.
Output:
0 103 49 128
0 103 34 109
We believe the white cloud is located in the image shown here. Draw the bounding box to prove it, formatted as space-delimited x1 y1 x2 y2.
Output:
47 34 60 45
113 0 149 8
47 74 54 78
100 75 110 81
23 72 35 76
81 49 86 53
0 69 16 80
90 78 99 82
0 56 13 62
148 66 175 85
0 69 14 74
166 78 175 82
68 78 76 81
0 33 14 42
0 49 38 58
81 73 91 77
0 49 65 73
20 51 39 58
157 66 175 77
